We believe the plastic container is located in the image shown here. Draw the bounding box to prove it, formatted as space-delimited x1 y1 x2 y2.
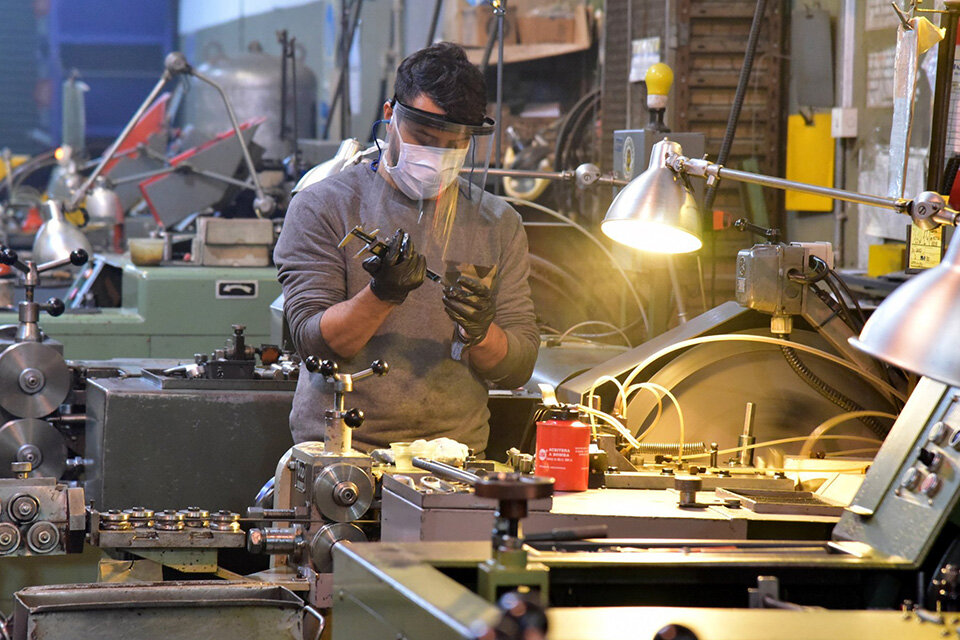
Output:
129 237 165 266
390 441 414 472
534 407 590 492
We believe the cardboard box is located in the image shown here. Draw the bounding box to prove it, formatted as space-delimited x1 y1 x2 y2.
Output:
459 5 519 47
517 4 589 44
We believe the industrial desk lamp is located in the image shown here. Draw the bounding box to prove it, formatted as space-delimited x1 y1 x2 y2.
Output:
604 138 960 381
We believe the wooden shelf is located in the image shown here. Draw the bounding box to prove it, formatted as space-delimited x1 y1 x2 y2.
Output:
465 41 590 65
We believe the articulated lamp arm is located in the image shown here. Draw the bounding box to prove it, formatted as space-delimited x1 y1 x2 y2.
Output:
662 150 960 230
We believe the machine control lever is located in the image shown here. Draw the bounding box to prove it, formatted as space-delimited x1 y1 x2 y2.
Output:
0 245 89 343
303 356 389 454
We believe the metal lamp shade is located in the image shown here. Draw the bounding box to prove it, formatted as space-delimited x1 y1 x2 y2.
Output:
601 140 702 254
851 232 960 386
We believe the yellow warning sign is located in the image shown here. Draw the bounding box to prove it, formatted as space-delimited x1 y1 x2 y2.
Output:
907 224 943 270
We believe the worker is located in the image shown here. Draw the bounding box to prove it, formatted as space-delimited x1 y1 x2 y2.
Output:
275 42 539 455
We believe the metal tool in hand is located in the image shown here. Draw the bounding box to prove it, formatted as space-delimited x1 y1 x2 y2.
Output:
339 225 442 284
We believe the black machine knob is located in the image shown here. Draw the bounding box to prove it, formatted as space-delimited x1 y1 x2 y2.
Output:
344 408 364 428
303 356 321 373
69 249 88 266
919 448 944 472
371 359 389 376
0 248 17 266
43 298 65 317
319 360 338 377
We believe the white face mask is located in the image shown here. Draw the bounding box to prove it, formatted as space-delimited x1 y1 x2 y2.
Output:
383 124 469 200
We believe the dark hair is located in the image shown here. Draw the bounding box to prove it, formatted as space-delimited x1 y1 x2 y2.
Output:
394 42 487 126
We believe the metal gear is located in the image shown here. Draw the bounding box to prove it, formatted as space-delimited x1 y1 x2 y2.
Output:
309 522 366 572
0 342 70 418
0 419 67 478
312 463 374 522
26 521 60 554
0 522 20 554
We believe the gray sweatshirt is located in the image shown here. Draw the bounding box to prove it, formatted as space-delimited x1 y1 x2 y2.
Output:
274 163 539 453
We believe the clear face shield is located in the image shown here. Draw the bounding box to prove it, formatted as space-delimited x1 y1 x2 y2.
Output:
375 101 495 260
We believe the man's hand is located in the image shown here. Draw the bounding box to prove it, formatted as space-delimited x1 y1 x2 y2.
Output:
362 228 426 304
443 276 495 347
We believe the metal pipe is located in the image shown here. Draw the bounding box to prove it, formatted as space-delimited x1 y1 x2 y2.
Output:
190 69 267 215
667 256 687 323
712 166 906 211
426 0 443 47
479 166 629 186
67 70 172 211
495 0 506 196
412 457 480 485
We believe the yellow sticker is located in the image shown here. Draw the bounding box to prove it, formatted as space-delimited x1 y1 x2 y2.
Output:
908 224 943 270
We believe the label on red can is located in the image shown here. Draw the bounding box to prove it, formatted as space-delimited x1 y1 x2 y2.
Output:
535 419 590 492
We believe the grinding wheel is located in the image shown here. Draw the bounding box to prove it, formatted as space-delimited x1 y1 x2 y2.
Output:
0 342 70 418
0 418 67 478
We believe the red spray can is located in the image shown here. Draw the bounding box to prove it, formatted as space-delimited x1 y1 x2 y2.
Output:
535 406 590 492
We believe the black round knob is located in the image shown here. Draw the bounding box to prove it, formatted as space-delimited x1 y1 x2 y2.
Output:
318 360 338 377
371 359 389 376
303 356 320 373
45 298 65 317
0 248 18 266
69 249 88 266
344 408 364 428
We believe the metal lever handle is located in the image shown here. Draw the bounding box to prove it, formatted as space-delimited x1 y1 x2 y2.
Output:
304 357 389 383
36 249 89 274
40 298 65 317
734 218 781 244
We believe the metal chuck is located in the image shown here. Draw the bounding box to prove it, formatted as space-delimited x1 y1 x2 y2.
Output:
312 463 374 522
309 522 366 573
0 419 68 478
0 342 70 418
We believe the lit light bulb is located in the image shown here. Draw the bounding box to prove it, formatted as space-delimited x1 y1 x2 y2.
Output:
645 63 674 110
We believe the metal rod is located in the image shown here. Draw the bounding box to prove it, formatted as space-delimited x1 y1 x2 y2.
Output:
667 256 687 324
323 0 364 139
190 70 266 214
411 457 480 485
927 6 960 191
426 0 443 47
479 166 629 186
703 0 768 306
714 166 905 211
495 0 506 196
108 165 177 186
67 71 171 211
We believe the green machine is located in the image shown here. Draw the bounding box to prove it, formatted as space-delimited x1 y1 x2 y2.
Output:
0 254 281 359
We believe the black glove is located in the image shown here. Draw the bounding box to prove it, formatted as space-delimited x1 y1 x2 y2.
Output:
443 276 495 347
362 228 426 304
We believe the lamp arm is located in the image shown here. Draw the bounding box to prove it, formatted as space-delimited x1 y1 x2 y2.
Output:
66 69 173 211
191 69 273 216
667 153 912 213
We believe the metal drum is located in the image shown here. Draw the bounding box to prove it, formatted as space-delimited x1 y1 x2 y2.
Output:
183 41 317 161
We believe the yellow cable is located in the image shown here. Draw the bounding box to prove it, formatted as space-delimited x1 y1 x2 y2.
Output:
577 405 641 449
617 334 907 409
625 382 686 462
799 410 898 458
682 434 884 461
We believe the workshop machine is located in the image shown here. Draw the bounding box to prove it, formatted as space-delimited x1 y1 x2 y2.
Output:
330 375 960 638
